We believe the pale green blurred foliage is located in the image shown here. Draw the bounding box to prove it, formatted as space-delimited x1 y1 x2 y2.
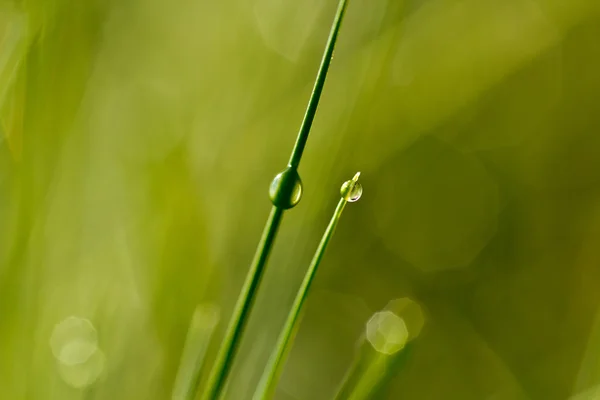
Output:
1 0 600 399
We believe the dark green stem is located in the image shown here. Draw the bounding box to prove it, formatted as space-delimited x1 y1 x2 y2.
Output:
288 0 349 169
201 207 283 400
254 173 361 400
201 0 351 398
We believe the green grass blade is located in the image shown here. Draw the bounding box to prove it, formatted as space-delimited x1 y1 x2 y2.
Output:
335 342 414 400
172 305 220 400
201 207 284 400
335 299 425 400
288 0 349 169
200 1 352 398
253 173 362 400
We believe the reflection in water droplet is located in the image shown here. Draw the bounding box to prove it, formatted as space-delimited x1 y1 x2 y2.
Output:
269 168 303 209
340 180 363 202
366 311 408 355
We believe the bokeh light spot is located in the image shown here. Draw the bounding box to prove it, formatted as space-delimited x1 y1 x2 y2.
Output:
366 310 409 355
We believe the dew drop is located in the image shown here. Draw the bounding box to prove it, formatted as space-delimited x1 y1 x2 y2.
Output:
269 167 303 209
340 180 363 202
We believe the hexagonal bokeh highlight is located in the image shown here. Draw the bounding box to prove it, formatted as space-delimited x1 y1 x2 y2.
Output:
385 297 426 341
50 316 98 365
50 316 105 388
366 297 426 355
366 311 409 355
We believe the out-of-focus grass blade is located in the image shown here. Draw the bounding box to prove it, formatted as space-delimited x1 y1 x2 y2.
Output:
0 6 26 104
574 306 600 397
200 1 350 398
1 62 25 159
172 304 220 400
0 6 28 158
336 341 414 400
569 384 600 400
254 173 362 400
335 298 425 400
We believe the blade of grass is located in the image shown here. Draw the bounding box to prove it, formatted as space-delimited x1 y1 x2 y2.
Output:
200 1 351 399
288 0 350 169
335 299 425 400
335 342 414 400
253 173 362 400
171 304 220 400
0 6 28 158
201 206 283 400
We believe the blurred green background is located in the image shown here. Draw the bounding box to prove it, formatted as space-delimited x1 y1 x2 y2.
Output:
2 0 600 399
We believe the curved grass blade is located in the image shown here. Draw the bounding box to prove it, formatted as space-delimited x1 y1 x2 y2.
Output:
335 299 425 400
201 207 283 400
200 1 351 399
172 304 220 400
0 6 28 159
253 172 363 400
335 342 414 400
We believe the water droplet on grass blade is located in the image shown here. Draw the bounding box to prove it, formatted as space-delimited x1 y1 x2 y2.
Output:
269 167 303 209
340 172 363 202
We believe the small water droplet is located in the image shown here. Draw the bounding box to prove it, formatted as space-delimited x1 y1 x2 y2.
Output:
340 180 363 202
269 168 303 209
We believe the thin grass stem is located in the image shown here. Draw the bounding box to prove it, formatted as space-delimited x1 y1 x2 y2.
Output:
199 1 351 399
253 173 362 400
288 0 349 169
334 342 414 400
201 207 283 400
